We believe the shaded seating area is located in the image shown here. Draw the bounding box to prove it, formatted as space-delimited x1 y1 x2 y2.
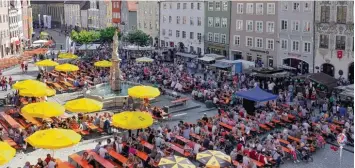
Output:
235 86 278 102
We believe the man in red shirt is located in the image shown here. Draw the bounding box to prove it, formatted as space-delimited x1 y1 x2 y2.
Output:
249 147 258 160
44 154 52 164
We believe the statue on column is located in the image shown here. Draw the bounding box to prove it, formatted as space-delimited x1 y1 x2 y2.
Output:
110 30 121 91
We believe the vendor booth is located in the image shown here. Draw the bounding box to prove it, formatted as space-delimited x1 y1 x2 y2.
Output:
198 54 224 69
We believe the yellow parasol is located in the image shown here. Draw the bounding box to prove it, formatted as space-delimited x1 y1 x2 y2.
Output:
64 98 103 113
112 111 153 130
196 150 231 168
21 102 65 118
19 86 56 97
55 63 79 72
35 59 59 67
128 85 160 99
25 128 81 149
94 60 113 67
0 141 16 165
158 155 196 168
12 79 47 90
136 57 154 63
58 53 78 59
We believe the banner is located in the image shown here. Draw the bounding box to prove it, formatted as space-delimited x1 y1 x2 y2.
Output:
47 15 51 29
38 14 41 26
43 15 47 28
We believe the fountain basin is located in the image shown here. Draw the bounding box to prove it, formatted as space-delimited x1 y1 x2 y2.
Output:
84 81 138 108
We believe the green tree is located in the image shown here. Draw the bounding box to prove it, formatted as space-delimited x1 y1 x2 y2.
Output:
124 30 151 46
70 30 100 56
99 27 120 43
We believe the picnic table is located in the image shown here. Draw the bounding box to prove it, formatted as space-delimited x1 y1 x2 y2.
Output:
167 143 190 157
68 153 93 168
87 150 117 168
0 112 23 129
108 149 128 164
141 140 154 151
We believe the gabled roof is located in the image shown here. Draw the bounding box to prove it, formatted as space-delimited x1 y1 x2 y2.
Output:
127 1 137 11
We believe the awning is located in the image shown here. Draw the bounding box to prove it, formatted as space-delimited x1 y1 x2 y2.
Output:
198 56 216 62
235 86 278 102
210 62 232 69
176 52 197 59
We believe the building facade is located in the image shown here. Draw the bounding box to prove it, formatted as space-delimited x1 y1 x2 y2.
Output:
112 0 121 27
278 1 314 73
137 1 159 46
314 1 354 82
120 1 137 33
64 2 82 28
88 0 99 29
99 0 112 29
205 1 231 57
9 0 21 55
31 1 64 28
0 0 10 58
230 1 279 67
160 1 205 55
22 0 29 41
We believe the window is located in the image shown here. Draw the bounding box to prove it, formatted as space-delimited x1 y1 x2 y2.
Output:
190 32 194 39
168 30 172 36
303 21 311 32
222 2 228 11
208 2 213 11
246 20 253 31
320 6 330 23
177 3 180 9
304 42 311 53
246 3 254 14
163 3 167 9
292 20 300 31
214 33 220 43
267 39 274 50
282 2 288 10
190 17 194 25
214 17 220 27
236 20 243 31
191 3 194 9
169 3 172 9
337 6 347 24
163 16 166 23
183 3 187 9
292 41 300 51
176 30 180 38
304 2 311 11
267 3 275 14
197 17 202 26
246 37 253 47
182 31 186 38
237 3 243 14
215 2 221 11
162 29 166 36
197 3 201 10
221 18 227 28
256 21 263 32
319 34 329 49
221 34 226 44
281 39 288 50
266 21 274 33
208 17 213 27
281 20 288 31
336 36 346 50
197 33 202 42
169 16 172 23
176 16 180 24
208 32 213 41
256 38 263 48
293 2 300 11
256 3 263 15
234 35 240 45
183 16 186 24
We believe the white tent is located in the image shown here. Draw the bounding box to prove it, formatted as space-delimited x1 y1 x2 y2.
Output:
77 44 101 50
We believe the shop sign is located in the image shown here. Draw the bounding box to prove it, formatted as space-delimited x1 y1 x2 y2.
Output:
288 52 301 57
250 49 269 54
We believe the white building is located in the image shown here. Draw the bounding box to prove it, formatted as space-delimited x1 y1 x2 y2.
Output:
314 1 354 82
160 1 205 54
137 1 159 46
0 0 10 58
88 0 99 29
9 0 21 55
99 0 112 29
64 2 82 28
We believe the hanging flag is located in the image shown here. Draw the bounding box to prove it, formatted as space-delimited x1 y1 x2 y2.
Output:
38 14 41 26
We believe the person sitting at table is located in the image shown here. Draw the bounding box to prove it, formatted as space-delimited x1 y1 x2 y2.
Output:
79 120 89 131
99 145 109 159
23 161 32 168
152 107 162 118
82 151 95 167
35 158 47 168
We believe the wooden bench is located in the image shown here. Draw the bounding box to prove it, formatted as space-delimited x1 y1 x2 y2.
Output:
190 133 202 141
70 124 89 135
87 150 118 168
108 149 127 166
68 153 93 168
259 124 271 131
56 159 76 168
171 97 190 105
141 140 154 151
0 112 24 129
167 142 190 157
219 122 233 130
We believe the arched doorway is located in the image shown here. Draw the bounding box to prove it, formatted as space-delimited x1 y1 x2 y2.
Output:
321 63 335 77
348 62 354 84
283 58 309 74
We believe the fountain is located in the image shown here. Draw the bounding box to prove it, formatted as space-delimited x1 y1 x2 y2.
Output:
84 31 137 108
